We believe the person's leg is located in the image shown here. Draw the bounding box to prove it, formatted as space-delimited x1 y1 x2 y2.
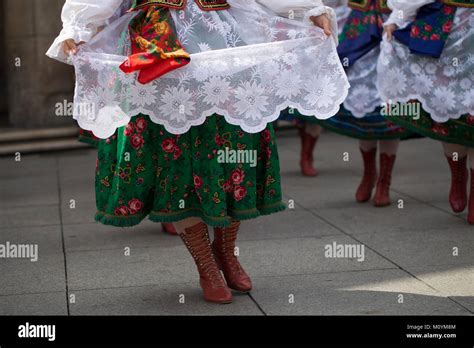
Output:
379 139 399 155
174 217 204 234
468 148 474 224
161 223 177 235
299 123 321 177
305 123 322 138
443 142 468 213
212 220 252 292
373 139 399 207
175 217 232 304
356 140 378 202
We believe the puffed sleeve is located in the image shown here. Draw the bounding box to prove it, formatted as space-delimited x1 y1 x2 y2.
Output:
256 0 340 44
46 0 124 63
385 0 435 29
324 0 350 34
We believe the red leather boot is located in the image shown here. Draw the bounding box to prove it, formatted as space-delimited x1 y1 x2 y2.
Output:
179 222 232 304
213 221 252 293
298 127 319 177
356 148 377 203
374 153 396 207
446 155 468 213
162 223 177 235
468 169 474 225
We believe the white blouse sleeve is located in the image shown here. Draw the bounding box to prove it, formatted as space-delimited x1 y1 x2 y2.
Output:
324 0 351 34
256 0 340 44
46 0 124 63
385 0 435 29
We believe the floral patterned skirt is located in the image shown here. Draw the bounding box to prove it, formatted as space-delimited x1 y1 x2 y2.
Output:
384 107 474 147
87 114 285 228
279 107 416 140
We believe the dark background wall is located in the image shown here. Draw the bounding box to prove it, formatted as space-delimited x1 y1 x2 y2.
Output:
0 3 7 118
3 0 75 128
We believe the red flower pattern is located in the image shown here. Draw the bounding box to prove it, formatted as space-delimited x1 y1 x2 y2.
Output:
233 186 247 202
230 168 245 185
128 199 144 214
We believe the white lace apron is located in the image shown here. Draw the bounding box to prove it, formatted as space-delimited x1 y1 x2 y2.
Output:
377 8 474 122
71 0 350 138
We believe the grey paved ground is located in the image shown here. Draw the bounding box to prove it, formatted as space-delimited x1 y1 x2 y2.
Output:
1 130 473 315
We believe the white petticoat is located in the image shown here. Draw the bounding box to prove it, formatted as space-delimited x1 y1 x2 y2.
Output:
377 9 474 123
71 0 350 138
344 46 382 118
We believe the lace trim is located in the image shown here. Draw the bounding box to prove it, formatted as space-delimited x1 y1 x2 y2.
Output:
70 0 350 138
377 9 474 123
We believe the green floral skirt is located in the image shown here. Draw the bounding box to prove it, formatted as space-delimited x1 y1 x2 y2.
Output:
84 114 285 228
279 107 416 140
384 107 474 147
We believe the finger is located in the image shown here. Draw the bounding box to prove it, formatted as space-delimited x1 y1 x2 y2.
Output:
70 42 78 55
66 40 79 55
63 41 72 55
323 20 332 36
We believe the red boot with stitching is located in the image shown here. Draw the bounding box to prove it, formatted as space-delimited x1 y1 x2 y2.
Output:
213 221 252 293
298 128 319 177
356 148 377 203
374 153 396 207
446 155 468 213
467 169 474 225
180 222 232 304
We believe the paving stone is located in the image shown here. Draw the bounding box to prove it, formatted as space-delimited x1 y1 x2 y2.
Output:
356 227 474 269
64 221 181 252
69 284 261 315
409 264 474 299
1 131 472 316
251 270 470 315
0 204 60 229
238 209 342 241
66 235 394 291
241 236 395 278
0 254 66 296
313 201 465 236
66 244 199 291
0 154 57 179
0 225 63 256
0 175 59 208
0 292 67 315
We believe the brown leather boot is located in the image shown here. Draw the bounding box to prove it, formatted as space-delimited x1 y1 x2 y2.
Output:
213 221 252 293
180 222 232 304
467 169 474 225
298 127 319 177
446 155 468 213
356 148 377 203
374 153 396 207
162 223 177 235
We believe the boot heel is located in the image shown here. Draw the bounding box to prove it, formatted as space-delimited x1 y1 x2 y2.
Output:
373 153 396 207
213 221 253 293
180 222 232 304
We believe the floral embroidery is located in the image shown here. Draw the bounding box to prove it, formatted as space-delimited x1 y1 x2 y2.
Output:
410 5 456 42
339 2 385 42
118 166 132 184
94 115 284 227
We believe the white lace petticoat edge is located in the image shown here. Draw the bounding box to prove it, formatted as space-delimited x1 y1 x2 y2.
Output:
71 36 350 138
376 10 474 123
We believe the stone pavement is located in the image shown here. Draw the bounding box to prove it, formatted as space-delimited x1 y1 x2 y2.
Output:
0 130 473 315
